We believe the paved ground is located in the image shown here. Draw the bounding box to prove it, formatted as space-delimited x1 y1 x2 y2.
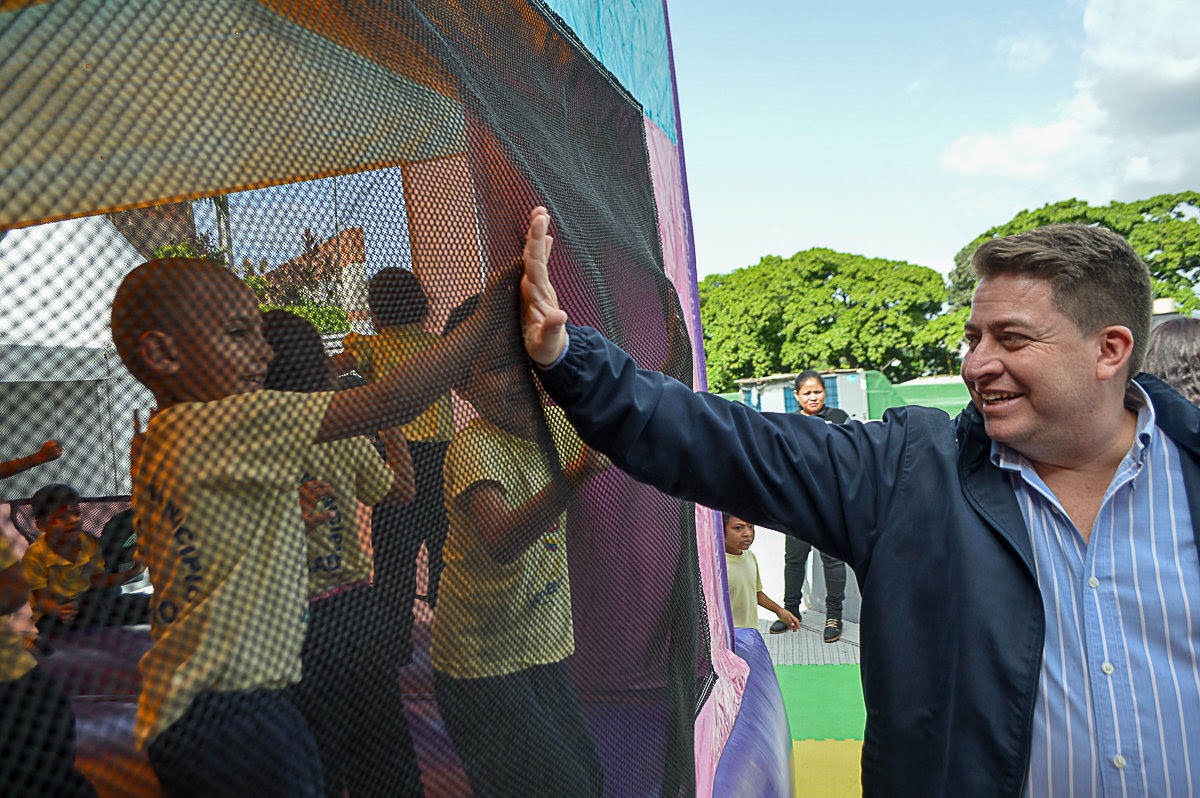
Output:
756 612 860 667
759 614 865 797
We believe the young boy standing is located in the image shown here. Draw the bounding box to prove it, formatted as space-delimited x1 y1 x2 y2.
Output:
431 306 608 797
723 513 799 633
109 257 506 798
333 267 454 673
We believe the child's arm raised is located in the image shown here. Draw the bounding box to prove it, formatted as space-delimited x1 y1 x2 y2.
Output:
328 350 357 377
377 428 416 506
0 440 62 480
460 446 607 565
316 265 517 444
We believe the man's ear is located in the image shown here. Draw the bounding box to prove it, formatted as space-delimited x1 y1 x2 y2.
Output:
139 330 180 376
1096 325 1135 382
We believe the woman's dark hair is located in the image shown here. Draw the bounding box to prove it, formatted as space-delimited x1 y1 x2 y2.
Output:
793 369 823 394
1143 317 1200 406
262 310 336 394
367 267 429 328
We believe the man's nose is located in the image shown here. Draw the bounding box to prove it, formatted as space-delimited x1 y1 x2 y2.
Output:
962 341 1000 382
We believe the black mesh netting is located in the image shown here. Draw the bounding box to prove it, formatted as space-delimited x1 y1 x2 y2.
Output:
0 1 712 796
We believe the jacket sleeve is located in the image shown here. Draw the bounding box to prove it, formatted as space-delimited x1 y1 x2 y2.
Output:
535 325 938 568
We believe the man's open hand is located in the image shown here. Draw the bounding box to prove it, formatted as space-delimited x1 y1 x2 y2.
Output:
520 206 569 366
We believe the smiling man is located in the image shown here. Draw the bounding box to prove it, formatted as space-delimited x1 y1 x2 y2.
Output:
518 207 1200 798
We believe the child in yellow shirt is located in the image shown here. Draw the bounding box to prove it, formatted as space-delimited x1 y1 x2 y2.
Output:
263 309 424 797
22 483 148 637
333 267 454 672
432 300 608 797
110 257 508 798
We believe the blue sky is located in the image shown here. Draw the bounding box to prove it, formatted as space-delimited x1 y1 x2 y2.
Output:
667 0 1200 278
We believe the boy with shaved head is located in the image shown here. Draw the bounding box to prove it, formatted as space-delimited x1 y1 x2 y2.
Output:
111 257 509 798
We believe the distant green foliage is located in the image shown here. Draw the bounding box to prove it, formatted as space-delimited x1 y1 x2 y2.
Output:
244 275 269 301
260 303 349 334
152 229 221 262
699 249 957 393
948 192 1200 313
700 191 1200 393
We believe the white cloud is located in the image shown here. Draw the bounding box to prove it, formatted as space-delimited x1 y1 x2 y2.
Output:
942 0 1200 206
1001 34 1053 73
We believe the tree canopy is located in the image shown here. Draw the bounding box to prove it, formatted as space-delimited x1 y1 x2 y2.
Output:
699 191 1200 395
948 192 1200 312
698 248 957 393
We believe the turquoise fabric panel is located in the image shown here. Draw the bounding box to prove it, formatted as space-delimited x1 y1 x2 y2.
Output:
542 0 677 143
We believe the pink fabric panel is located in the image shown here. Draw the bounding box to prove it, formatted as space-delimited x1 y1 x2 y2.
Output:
692 505 750 798
644 118 705 389
645 114 748 796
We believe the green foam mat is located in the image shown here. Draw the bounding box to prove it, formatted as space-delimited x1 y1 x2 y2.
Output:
775 664 866 741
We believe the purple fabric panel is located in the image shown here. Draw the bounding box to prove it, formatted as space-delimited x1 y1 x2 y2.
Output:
566 470 679 692
712 629 793 798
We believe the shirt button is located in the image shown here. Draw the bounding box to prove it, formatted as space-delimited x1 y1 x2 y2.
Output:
1101 662 1114 675
1088 576 1100 588
1113 754 1126 769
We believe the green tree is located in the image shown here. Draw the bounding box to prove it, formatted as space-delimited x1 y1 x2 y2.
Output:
151 230 219 261
244 275 269 301
948 192 1200 312
259 302 350 334
699 249 956 393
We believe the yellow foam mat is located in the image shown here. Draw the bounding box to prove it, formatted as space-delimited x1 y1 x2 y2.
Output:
791 739 862 798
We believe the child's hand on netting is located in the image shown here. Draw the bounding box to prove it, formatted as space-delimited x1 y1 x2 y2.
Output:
521 206 569 366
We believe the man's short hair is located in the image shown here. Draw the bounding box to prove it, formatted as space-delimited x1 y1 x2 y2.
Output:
31 483 80 522
367 268 429 329
110 258 244 385
972 224 1152 377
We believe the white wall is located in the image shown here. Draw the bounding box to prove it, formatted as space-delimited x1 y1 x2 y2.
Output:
0 216 143 347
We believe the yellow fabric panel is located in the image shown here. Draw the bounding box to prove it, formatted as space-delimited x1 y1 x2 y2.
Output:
0 0 467 230
792 739 863 798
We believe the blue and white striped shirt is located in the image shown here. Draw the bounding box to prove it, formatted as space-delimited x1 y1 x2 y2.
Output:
994 384 1200 798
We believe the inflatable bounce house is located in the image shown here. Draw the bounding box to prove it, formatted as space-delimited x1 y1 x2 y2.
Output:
0 1 791 795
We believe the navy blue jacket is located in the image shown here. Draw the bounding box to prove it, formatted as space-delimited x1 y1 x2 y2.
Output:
537 324 1200 798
